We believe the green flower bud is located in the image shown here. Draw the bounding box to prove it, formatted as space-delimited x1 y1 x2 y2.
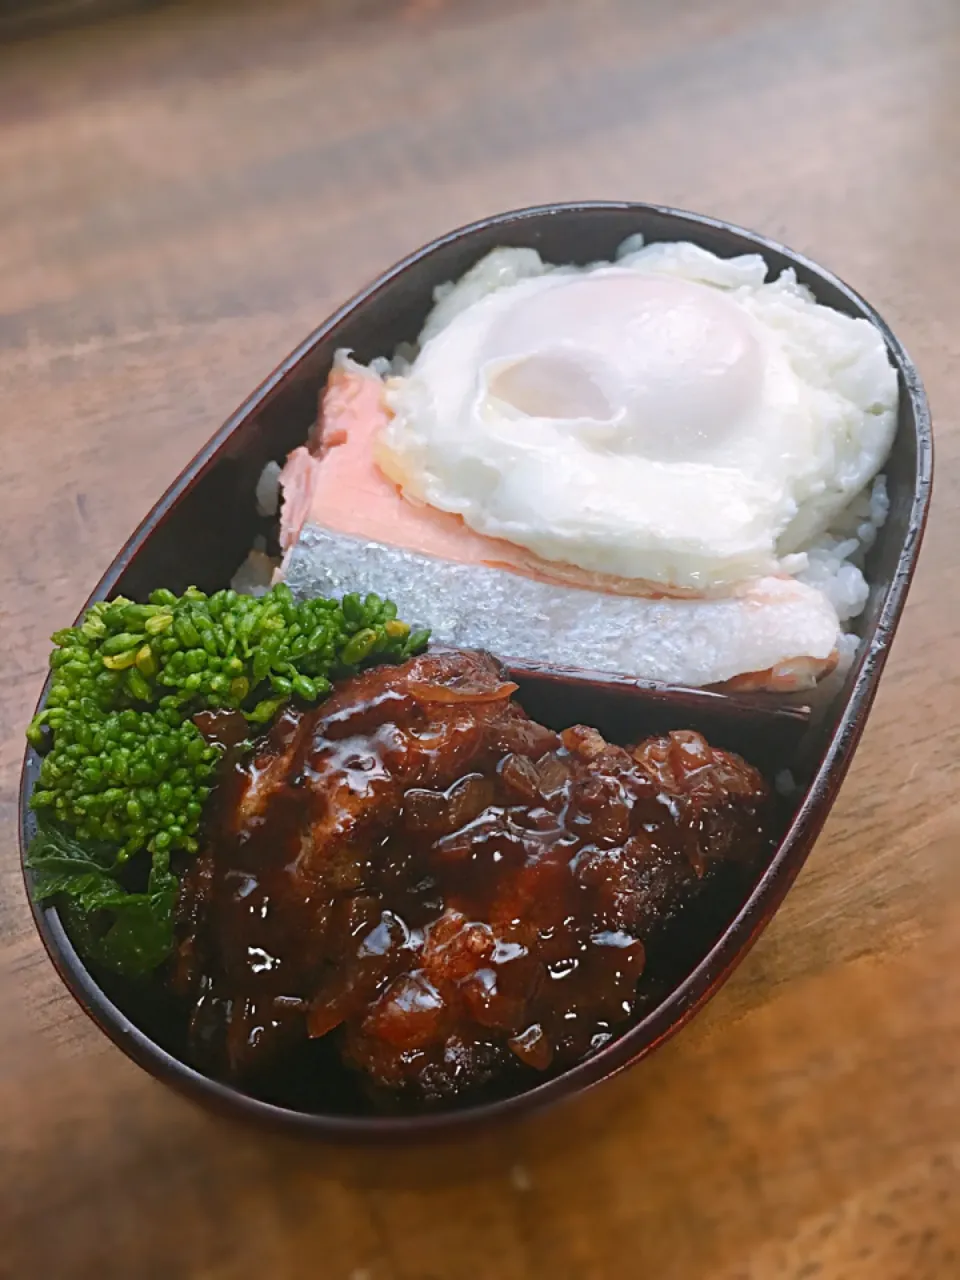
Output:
101 632 145 656
292 675 317 701
341 628 378 665
102 650 138 671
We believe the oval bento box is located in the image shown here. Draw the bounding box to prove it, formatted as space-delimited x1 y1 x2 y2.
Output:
19 203 932 1140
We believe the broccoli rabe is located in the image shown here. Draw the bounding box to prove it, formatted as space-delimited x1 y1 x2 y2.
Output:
25 581 428 976
30 707 217 859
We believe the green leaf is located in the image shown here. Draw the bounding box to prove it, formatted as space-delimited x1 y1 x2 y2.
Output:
26 821 116 884
25 821 176 979
96 895 174 977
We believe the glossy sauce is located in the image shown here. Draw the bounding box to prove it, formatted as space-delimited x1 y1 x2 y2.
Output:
175 651 771 1103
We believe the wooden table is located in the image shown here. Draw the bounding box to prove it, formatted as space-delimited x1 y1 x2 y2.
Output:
2 2 958 1276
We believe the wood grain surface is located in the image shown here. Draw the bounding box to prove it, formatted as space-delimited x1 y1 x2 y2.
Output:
1 1 958 1276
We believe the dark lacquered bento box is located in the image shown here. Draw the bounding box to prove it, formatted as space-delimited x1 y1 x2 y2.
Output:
19 203 932 1140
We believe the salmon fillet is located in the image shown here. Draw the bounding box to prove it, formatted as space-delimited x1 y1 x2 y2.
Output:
275 356 841 691
279 357 702 599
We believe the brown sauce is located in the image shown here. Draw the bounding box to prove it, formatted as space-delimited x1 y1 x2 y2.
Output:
174 650 772 1105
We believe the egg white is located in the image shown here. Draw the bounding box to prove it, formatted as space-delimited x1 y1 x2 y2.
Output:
377 242 898 593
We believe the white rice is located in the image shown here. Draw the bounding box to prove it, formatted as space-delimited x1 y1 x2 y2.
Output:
775 768 799 798
254 461 282 518
793 474 889 624
231 537 274 597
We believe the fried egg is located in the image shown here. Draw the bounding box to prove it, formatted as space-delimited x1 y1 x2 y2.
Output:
377 242 898 594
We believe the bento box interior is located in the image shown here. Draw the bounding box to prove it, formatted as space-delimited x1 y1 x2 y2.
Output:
21 205 925 1120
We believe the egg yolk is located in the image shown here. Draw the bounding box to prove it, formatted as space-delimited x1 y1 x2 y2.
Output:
482 273 764 463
